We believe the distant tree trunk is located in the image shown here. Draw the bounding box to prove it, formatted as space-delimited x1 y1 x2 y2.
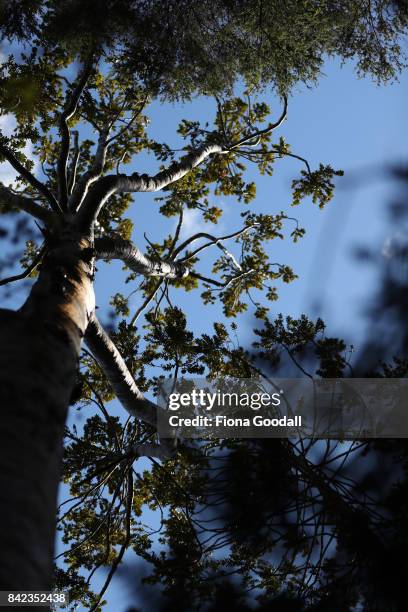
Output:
0 228 95 591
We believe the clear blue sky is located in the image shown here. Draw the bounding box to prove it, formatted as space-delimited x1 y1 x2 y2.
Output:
1 53 407 610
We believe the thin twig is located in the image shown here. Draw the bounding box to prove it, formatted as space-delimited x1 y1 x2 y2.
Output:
0 244 46 286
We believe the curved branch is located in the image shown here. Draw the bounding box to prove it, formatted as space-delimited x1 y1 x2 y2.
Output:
190 268 255 289
0 184 52 223
94 236 188 279
190 271 225 287
0 143 60 213
242 146 311 175
229 95 287 150
173 224 259 261
75 142 228 231
84 314 158 426
76 96 288 230
115 142 226 193
167 208 184 258
0 244 46 286
271 148 311 174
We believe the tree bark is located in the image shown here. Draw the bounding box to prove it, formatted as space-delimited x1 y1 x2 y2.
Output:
0 226 95 592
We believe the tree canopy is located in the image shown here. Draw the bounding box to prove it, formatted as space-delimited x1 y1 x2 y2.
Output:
0 1 408 610
1 0 408 100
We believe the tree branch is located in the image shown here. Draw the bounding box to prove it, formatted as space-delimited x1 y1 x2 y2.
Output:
105 94 149 146
0 143 61 213
228 95 287 150
173 225 259 261
69 129 110 212
94 236 188 279
167 208 184 258
0 184 52 223
0 244 46 286
75 142 228 231
84 314 158 426
116 142 227 193
242 146 311 175
88 470 133 612
76 96 288 230
190 268 255 289
67 130 80 195
57 56 94 210
129 278 164 325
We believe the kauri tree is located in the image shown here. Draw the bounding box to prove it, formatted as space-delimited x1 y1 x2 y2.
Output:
0 1 407 609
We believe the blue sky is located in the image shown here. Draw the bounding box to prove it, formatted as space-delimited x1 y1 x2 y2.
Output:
93 55 408 352
1 52 407 610
90 57 408 610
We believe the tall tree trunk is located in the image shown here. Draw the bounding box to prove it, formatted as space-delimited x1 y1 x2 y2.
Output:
0 229 95 591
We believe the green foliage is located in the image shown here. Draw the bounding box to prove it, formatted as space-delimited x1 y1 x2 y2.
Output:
19 239 41 277
59 299 408 609
1 3 408 609
110 292 129 317
292 164 344 208
6 0 404 99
